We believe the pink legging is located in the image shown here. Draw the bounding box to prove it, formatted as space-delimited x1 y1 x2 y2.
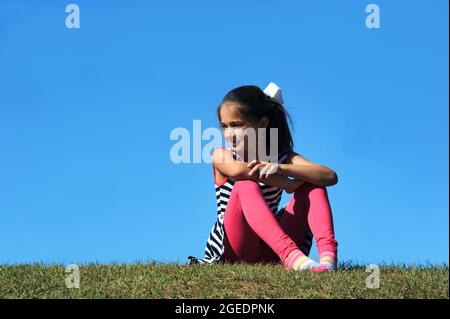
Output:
222 180 338 264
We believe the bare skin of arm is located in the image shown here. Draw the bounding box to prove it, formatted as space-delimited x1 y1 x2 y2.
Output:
248 152 338 187
212 148 304 194
277 152 338 187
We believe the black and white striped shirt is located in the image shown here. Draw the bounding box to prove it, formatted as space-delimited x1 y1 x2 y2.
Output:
188 148 313 265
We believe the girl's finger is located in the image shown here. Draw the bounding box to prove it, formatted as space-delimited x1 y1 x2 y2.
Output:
247 159 259 168
259 165 270 178
266 164 278 177
264 167 270 179
262 164 276 178
248 165 258 176
249 163 264 176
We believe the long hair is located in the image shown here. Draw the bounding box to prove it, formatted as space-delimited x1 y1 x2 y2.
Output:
217 85 294 155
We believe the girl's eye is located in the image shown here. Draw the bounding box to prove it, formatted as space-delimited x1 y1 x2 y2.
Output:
221 124 243 129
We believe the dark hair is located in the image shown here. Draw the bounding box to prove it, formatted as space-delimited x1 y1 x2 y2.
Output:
217 85 294 155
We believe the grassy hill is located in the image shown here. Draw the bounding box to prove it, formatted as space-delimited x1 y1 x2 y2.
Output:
0 262 448 299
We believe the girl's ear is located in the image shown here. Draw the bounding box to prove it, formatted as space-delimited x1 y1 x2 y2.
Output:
258 116 269 128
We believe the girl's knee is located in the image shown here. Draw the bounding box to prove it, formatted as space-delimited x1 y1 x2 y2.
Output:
294 183 327 199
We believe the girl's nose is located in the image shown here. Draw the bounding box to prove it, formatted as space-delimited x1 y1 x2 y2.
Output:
223 130 236 143
223 127 231 138
224 128 236 138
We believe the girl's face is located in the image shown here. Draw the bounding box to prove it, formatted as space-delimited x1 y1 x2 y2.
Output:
219 102 268 156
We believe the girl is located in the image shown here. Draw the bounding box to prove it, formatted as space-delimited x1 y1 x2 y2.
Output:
188 83 338 272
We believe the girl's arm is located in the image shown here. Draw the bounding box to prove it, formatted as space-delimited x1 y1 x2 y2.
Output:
277 152 338 187
212 148 259 181
212 148 304 193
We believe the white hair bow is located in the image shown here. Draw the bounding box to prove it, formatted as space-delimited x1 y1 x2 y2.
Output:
263 82 284 106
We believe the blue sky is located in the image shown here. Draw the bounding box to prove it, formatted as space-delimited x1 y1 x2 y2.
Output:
0 0 448 266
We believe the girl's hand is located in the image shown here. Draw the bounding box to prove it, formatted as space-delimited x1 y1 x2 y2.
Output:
248 159 305 192
248 160 280 179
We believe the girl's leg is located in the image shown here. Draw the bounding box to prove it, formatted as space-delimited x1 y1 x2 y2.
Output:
222 180 301 264
279 182 338 270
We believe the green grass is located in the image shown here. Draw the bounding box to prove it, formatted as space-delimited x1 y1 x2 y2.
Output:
0 262 448 299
